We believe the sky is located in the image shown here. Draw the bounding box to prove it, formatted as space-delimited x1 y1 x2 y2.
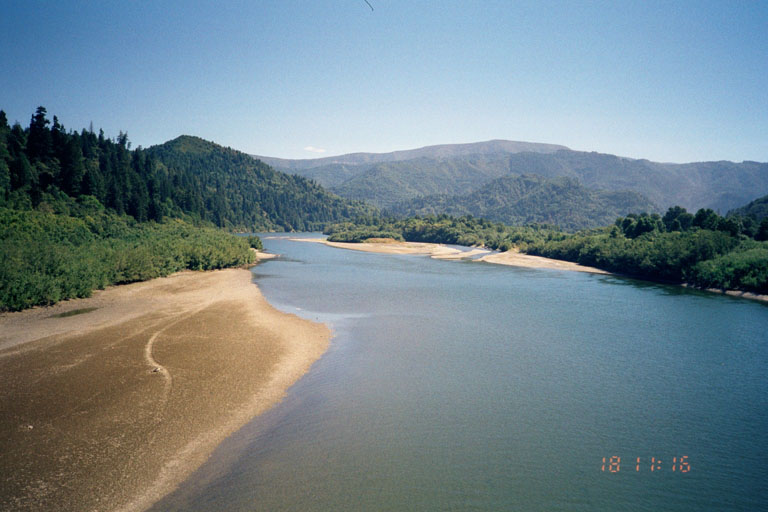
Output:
1 0 766 162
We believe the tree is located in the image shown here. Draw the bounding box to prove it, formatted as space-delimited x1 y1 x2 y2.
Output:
26 106 52 162
663 206 693 232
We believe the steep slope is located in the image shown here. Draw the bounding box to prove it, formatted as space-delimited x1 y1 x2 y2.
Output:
388 174 659 231
502 151 768 212
728 193 768 220
148 136 376 231
329 154 516 208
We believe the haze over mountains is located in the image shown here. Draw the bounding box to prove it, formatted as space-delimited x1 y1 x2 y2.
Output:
255 140 768 229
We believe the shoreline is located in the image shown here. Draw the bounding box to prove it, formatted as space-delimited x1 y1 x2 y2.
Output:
306 238 607 274
0 267 330 512
309 238 768 303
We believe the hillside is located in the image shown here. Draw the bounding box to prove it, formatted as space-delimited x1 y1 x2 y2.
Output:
728 194 768 221
387 174 659 231
501 151 768 213
147 136 376 231
329 154 516 208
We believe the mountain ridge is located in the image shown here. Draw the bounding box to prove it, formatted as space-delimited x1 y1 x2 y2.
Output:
253 139 569 170
254 141 768 215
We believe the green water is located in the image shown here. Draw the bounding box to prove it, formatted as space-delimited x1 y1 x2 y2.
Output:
151 234 768 511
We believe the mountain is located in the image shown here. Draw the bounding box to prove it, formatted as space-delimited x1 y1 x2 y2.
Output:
728 194 768 221
329 154 517 209
254 142 768 216
253 139 568 171
388 174 659 231
147 136 376 231
500 151 768 214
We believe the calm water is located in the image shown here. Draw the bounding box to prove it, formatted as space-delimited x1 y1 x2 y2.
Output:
152 234 768 511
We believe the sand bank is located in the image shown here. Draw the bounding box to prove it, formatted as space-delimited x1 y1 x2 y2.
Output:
299 238 491 261
0 268 329 512
478 249 609 274
307 238 604 273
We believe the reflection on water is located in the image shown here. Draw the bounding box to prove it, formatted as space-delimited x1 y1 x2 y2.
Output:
152 234 768 512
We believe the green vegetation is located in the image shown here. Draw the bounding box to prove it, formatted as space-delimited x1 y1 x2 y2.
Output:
1 200 255 311
388 174 658 231
325 207 768 294
326 216 562 252
149 135 376 231
728 193 768 222
0 107 282 311
0 107 374 232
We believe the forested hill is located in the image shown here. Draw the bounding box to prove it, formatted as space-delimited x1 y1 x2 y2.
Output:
147 136 376 231
728 194 768 221
0 108 375 231
387 174 658 231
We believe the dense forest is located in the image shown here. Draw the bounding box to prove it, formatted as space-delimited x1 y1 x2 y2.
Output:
0 201 257 311
728 193 768 221
0 107 374 232
148 136 376 231
0 107 292 311
387 174 658 230
325 207 768 294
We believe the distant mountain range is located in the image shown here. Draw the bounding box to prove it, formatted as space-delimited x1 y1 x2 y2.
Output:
254 140 768 229
254 139 567 170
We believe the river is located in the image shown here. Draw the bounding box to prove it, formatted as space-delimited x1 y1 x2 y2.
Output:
151 234 768 511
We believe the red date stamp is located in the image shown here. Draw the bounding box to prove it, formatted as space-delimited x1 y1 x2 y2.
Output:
601 456 690 473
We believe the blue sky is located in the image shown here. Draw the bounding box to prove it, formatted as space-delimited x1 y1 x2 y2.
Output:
1 1 766 162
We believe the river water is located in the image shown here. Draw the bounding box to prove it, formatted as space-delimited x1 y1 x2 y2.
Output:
151 234 768 511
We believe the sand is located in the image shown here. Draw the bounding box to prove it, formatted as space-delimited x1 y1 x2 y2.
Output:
306 239 491 260
308 238 605 273
0 268 330 512
478 249 609 274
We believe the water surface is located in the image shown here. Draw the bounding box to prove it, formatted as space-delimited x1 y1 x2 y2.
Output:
152 234 768 511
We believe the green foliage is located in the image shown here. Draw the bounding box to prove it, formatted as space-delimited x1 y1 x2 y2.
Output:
149 136 376 231
326 207 768 294
0 108 375 233
327 229 404 242
245 235 264 251
389 175 659 231
0 204 255 311
728 193 768 221
687 244 768 293
325 215 562 251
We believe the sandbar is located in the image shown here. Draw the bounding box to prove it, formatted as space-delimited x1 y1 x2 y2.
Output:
306 238 605 273
478 249 609 274
300 238 490 260
0 268 329 512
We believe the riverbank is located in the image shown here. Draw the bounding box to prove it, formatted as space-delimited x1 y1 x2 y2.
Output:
312 238 767 302
0 267 330 512
303 238 607 274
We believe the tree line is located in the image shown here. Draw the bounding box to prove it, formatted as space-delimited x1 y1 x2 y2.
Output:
0 107 375 231
324 207 768 294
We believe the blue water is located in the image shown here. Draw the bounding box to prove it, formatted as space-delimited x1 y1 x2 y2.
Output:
151 234 768 511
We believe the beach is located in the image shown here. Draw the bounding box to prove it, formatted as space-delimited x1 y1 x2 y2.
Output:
0 267 330 512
